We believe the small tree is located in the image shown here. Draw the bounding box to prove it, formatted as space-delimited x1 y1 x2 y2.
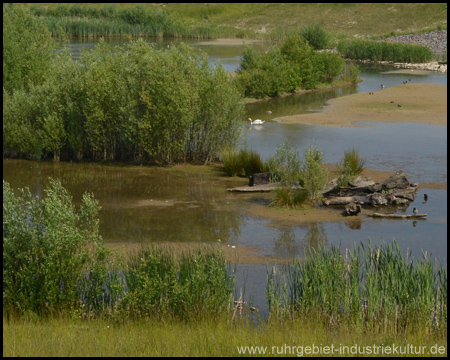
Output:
302 144 328 203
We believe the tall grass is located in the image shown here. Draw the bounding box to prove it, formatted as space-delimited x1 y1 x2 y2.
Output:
337 39 434 63
337 147 366 188
267 240 447 334
123 245 234 320
220 147 265 177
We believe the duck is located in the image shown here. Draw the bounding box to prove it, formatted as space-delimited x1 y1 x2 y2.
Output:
413 207 418 215
248 118 265 125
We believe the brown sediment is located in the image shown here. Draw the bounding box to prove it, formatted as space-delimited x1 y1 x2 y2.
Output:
275 83 447 127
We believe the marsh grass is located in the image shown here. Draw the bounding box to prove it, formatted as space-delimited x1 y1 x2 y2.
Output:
337 147 366 188
220 147 265 177
3 312 446 356
267 240 447 335
337 39 434 63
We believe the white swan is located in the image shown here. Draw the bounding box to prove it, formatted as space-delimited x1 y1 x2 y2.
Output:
248 118 265 125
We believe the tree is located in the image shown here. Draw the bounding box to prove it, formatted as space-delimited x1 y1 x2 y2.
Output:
3 3 58 93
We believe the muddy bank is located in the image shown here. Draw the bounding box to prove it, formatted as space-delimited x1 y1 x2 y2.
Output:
275 83 447 127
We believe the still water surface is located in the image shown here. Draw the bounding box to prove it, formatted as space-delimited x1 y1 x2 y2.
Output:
3 38 447 312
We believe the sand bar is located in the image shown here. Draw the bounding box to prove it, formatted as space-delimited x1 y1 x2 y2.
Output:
275 83 447 127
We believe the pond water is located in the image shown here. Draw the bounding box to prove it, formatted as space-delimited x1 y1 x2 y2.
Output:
4 38 447 315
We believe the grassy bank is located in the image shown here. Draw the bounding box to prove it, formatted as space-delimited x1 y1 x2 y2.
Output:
3 315 447 356
25 3 447 39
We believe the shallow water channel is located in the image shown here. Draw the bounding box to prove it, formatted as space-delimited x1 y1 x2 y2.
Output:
3 38 447 314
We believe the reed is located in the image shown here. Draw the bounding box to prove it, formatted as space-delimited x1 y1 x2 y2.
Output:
269 240 447 334
337 39 434 63
337 147 366 187
121 244 235 321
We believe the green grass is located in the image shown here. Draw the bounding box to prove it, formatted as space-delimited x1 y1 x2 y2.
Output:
3 315 447 356
24 3 447 39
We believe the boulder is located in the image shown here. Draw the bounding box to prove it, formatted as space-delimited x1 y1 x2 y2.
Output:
249 172 271 186
345 202 362 216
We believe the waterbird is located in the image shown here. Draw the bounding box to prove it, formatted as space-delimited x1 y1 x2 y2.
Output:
397 104 402 107
248 118 265 125
390 101 394 103
413 207 418 215
267 110 273 114
381 84 385 89
424 194 428 201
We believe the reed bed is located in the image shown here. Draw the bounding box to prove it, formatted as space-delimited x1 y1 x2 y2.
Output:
267 240 447 334
220 147 265 177
337 39 434 63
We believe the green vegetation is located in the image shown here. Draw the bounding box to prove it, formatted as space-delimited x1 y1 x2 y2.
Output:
220 147 265 177
337 39 434 63
298 24 330 50
3 178 118 316
23 3 447 40
3 37 243 163
3 180 234 320
301 144 329 202
236 34 346 98
4 314 447 356
268 241 447 335
337 147 366 188
3 3 59 93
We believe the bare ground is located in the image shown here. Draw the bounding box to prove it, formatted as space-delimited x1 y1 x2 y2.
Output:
274 83 447 127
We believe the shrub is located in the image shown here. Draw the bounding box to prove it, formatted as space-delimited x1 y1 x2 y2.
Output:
220 148 242 176
299 24 329 50
337 147 365 187
302 144 328 202
271 187 308 208
240 148 265 177
3 178 121 316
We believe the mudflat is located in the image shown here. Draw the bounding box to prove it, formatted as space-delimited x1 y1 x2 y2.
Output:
275 83 447 127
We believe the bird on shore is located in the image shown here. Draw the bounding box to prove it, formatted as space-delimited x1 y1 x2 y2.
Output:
397 104 402 107
381 84 385 89
413 207 418 215
390 101 394 103
266 110 272 114
369 92 374 95
248 118 265 125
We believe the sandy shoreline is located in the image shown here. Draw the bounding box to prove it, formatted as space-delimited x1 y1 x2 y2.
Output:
275 83 447 127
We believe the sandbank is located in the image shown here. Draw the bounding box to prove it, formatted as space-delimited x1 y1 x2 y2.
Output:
275 83 447 127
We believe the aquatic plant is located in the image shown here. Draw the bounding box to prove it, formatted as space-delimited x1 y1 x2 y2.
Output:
337 147 366 187
268 240 447 334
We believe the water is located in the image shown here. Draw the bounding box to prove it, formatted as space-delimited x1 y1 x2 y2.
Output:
4 38 447 314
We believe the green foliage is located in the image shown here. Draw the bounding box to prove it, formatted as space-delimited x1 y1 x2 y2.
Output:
277 240 447 333
266 139 302 185
302 144 328 202
299 24 330 50
121 245 234 320
3 39 244 164
271 188 308 209
3 3 59 93
220 148 242 176
337 39 434 63
337 147 366 188
3 179 120 316
237 35 344 98
220 147 265 177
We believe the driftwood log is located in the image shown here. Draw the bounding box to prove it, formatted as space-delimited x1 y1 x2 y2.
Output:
369 213 427 219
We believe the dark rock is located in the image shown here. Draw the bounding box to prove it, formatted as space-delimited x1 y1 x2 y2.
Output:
383 171 410 189
371 193 388 206
345 202 362 216
249 172 271 186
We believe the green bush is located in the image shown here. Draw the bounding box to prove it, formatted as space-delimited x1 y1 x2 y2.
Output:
122 245 234 320
220 148 242 176
302 144 328 202
299 24 329 50
3 179 120 316
337 147 365 187
337 39 434 63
